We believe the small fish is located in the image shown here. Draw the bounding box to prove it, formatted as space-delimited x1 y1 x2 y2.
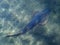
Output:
6 8 51 37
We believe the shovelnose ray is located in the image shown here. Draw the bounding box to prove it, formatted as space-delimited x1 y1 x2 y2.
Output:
6 8 51 37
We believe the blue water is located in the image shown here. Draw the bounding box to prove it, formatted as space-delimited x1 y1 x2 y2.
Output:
0 0 60 45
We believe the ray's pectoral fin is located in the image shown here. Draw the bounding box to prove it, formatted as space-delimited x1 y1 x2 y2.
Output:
39 16 49 26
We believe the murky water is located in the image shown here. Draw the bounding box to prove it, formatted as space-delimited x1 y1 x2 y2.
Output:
0 0 60 45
